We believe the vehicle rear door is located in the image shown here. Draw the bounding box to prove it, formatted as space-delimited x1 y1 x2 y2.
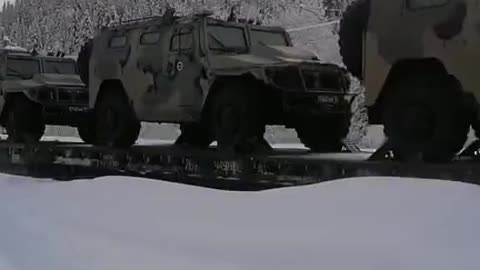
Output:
401 0 480 93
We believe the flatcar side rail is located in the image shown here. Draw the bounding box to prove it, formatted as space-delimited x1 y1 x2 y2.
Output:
0 142 478 191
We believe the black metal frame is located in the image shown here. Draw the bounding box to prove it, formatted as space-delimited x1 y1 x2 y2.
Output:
0 142 479 191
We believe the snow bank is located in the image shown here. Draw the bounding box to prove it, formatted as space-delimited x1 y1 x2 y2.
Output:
0 175 479 270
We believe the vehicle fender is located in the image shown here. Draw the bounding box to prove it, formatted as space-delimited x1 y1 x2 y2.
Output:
209 68 266 83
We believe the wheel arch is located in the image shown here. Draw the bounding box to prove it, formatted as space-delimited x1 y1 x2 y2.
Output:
202 73 265 115
94 79 131 108
369 57 449 124
0 93 38 125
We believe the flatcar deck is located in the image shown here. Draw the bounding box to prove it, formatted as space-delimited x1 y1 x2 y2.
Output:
0 139 478 191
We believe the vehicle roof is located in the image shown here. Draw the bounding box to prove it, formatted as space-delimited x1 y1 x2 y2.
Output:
0 49 32 57
206 18 287 32
103 12 287 33
0 49 75 62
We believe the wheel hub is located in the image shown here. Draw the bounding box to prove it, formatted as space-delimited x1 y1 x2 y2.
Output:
104 108 118 131
96 106 120 145
397 104 434 142
218 105 240 135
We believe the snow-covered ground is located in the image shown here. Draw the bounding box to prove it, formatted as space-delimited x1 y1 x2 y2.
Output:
1 174 480 270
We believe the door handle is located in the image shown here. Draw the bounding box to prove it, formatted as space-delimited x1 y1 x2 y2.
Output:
167 61 176 77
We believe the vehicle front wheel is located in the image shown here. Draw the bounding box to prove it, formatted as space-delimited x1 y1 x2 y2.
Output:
295 115 350 152
94 89 140 148
209 84 267 153
5 95 45 143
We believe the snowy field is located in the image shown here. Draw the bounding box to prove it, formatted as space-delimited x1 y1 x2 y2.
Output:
1 174 480 270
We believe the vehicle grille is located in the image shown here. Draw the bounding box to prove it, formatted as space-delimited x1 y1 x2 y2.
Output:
267 65 349 92
267 67 303 90
36 87 89 104
58 88 89 103
301 66 349 92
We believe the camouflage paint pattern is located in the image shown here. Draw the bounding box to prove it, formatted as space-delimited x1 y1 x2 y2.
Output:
364 0 480 106
88 15 350 124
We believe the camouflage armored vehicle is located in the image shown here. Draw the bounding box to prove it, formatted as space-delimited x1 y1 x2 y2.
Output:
78 12 355 153
0 49 94 143
339 0 480 161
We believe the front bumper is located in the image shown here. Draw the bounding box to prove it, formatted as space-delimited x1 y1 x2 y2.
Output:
27 87 89 106
283 91 356 116
25 87 92 126
42 104 92 126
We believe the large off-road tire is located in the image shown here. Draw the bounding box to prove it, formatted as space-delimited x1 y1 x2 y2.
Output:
94 89 140 148
77 121 96 145
77 39 93 85
382 73 470 162
175 122 213 149
209 84 266 153
5 95 45 143
295 115 351 152
339 0 370 80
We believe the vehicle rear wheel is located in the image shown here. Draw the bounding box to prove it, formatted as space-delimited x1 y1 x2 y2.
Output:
209 84 266 153
5 95 45 143
77 121 96 144
382 74 470 162
295 115 351 152
175 122 213 149
94 89 140 148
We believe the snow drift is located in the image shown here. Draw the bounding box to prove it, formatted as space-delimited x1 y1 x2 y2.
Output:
0 175 479 270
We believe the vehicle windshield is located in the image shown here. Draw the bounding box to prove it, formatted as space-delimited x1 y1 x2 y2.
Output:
250 29 289 46
207 24 248 54
44 60 77 75
6 57 40 80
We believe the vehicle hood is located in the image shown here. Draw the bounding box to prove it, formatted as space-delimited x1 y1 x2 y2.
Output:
209 44 320 71
2 73 85 91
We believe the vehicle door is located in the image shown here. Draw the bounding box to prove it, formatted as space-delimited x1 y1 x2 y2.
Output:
365 0 477 105
160 23 205 122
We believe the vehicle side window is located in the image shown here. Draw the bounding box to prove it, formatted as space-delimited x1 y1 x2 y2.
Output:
109 36 127 48
170 28 193 53
407 0 449 9
140 32 161 45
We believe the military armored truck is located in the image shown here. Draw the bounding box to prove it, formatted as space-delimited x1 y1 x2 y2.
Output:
78 12 355 153
339 0 480 161
0 49 94 143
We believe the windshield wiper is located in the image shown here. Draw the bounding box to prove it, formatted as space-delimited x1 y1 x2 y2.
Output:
210 46 246 53
208 33 246 53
